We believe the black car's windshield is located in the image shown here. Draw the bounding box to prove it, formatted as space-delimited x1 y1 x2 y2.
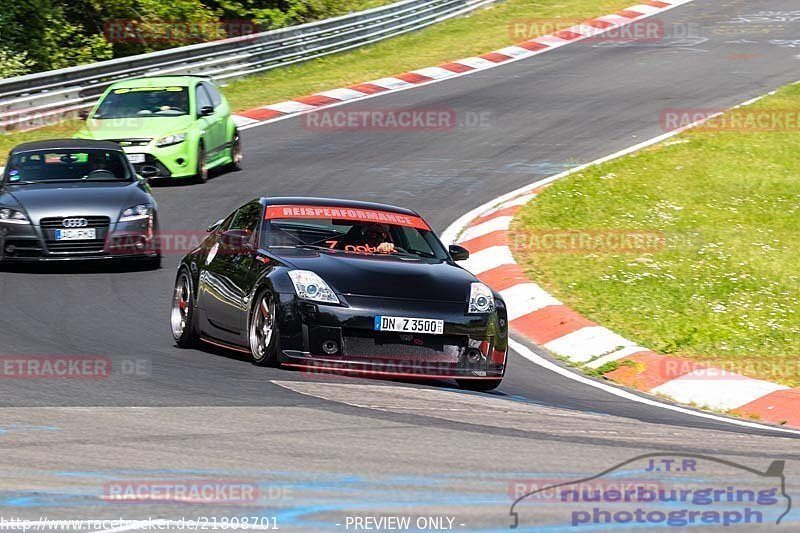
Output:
262 205 447 260
4 149 133 184
93 87 189 119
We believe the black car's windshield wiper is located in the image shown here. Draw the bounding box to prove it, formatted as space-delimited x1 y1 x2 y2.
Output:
270 244 332 251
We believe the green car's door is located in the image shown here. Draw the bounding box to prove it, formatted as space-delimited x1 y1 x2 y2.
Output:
196 82 226 164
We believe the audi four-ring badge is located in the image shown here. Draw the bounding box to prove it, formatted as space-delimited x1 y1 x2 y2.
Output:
0 139 160 265
171 197 508 390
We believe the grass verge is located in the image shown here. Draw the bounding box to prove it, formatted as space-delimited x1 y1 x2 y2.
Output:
1 0 635 164
512 82 800 387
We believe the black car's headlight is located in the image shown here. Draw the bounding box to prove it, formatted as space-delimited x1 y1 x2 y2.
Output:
119 204 153 222
0 207 30 224
468 282 495 314
288 270 339 304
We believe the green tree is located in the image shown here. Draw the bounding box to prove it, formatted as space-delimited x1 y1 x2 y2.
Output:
0 48 35 79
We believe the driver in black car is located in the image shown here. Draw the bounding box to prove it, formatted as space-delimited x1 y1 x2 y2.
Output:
338 222 396 254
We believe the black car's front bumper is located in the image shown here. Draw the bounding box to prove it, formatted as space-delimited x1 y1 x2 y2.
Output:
0 218 159 262
274 292 508 379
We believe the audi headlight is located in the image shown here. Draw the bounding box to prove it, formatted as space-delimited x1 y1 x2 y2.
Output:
468 282 495 314
119 204 153 222
0 207 29 224
155 132 187 147
288 270 339 304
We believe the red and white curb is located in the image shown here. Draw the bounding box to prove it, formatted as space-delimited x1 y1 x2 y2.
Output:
230 0 695 130
440 116 800 431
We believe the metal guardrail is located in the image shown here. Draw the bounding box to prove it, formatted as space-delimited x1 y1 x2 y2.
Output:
0 0 496 131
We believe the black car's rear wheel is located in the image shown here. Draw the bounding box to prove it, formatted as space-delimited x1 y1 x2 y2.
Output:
456 379 502 392
249 290 279 366
171 270 199 347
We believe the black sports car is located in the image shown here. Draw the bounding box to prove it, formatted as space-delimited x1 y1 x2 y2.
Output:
0 139 160 265
171 197 508 390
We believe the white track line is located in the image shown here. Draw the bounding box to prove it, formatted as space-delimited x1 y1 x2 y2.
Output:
510 339 800 436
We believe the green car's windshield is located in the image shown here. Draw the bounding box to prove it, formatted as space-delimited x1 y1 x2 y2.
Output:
93 87 189 119
4 149 133 184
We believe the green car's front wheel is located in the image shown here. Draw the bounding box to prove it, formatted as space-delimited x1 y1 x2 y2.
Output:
193 143 208 184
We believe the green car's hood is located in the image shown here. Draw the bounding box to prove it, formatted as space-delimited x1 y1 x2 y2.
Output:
76 115 195 141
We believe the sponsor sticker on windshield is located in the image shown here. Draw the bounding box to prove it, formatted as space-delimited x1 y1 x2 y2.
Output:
265 205 430 230
112 87 184 94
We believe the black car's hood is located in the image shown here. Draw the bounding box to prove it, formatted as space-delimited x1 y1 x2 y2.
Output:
1 181 149 223
277 250 477 302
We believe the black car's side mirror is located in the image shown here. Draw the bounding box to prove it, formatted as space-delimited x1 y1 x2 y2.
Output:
78 109 90 120
220 229 253 253
449 244 470 261
206 218 224 232
199 105 214 117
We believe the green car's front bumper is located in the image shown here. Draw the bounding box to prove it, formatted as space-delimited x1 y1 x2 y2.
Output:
122 142 197 179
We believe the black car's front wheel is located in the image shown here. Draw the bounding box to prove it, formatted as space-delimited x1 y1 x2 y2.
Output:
249 290 279 366
456 379 502 392
171 269 199 347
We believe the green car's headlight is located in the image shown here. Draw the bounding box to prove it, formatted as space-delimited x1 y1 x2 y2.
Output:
120 204 153 222
155 132 187 147
0 207 30 224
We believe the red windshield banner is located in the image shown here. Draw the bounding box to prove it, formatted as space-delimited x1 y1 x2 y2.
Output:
265 205 430 230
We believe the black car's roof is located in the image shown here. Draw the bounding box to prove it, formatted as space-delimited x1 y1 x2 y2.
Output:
260 197 421 217
10 139 124 154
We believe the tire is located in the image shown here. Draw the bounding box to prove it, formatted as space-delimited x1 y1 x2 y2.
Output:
226 130 242 171
171 269 199 348
456 379 502 392
249 289 279 366
193 143 208 184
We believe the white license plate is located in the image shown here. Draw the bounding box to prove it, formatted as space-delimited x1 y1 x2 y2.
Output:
374 316 444 335
55 228 96 241
127 154 146 164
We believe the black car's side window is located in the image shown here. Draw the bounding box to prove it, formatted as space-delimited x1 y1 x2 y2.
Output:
195 85 213 114
229 203 262 243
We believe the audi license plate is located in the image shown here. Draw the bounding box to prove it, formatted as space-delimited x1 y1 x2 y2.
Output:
374 316 444 335
55 228 96 241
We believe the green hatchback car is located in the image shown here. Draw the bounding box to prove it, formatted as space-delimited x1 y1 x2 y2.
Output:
74 75 242 183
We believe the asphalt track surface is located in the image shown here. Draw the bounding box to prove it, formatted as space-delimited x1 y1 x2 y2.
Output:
2 0 800 530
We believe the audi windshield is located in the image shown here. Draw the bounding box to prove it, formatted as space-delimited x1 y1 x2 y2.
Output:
3 149 133 184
